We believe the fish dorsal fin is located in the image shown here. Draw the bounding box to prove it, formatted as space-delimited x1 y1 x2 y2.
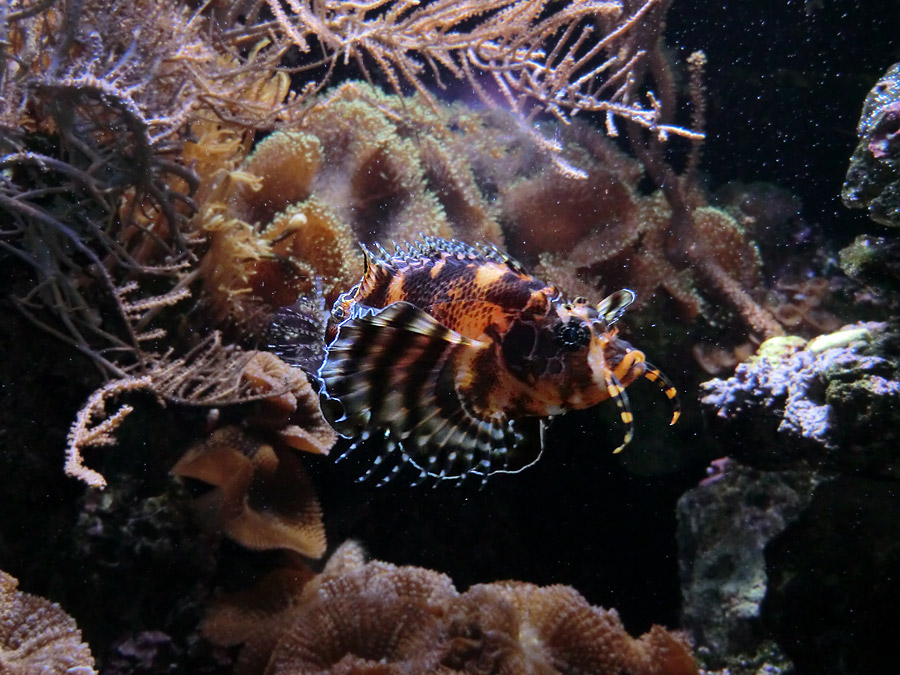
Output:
355 243 396 300
319 301 540 482
371 235 528 277
597 289 636 326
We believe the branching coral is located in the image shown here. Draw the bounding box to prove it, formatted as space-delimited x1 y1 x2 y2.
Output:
203 541 697 674
1 0 293 383
249 0 701 141
1 0 207 377
0 570 96 674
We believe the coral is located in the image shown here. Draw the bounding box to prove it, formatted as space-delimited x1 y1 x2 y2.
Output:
842 62 900 226
1 0 216 377
196 81 506 327
63 340 334 489
233 131 324 225
238 351 338 455
202 566 316 675
434 109 783 345
699 322 900 477
171 426 327 558
204 541 697 675
839 234 900 313
65 376 155 488
446 582 698 675
692 342 756 376
265 557 456 674
0 569 96 674
261 0 700 139
529 177 757 325
754 275 844 342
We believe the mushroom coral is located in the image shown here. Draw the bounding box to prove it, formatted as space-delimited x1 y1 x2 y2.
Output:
238 351 337 454
171 425 327 559
448 582 697 675
170 350 336 558
203 542 697 675
196 81 505 331
0 570 96 674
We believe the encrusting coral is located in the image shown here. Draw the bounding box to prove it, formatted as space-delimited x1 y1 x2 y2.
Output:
842 61 900 227
699 322 900 477
0 570 96 674
203 541 697 675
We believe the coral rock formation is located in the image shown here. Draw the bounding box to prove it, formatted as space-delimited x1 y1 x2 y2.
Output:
842 62 900 226
699 322 900 477
0 570 96 674
676 464 818 670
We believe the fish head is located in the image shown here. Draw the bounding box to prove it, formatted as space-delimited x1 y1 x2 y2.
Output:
498 289 645 413
548 291 647 407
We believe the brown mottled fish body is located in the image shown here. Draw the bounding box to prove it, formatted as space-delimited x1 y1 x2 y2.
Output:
302 237 678 483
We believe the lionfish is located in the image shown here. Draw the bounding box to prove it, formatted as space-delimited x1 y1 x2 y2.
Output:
269 236 679 485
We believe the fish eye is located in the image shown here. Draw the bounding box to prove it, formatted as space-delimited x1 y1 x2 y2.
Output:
554 320 591 350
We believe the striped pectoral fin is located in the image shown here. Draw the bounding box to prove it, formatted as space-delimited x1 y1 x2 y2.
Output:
603 373 636 454
319 301 518 481
319 301 471 433
266 292 328 375
642 361 681 425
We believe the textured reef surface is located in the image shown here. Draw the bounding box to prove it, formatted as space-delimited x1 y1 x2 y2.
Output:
843 62 900 227
700 323 900 476
1 1 898 674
